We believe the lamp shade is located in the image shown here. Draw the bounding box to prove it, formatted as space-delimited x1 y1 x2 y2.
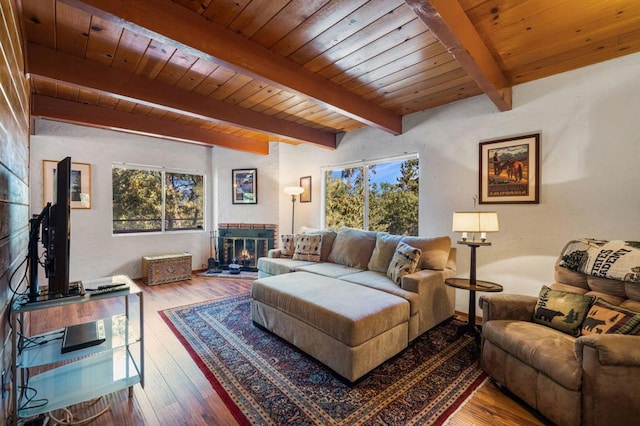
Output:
283 186 304 196
452 211 499 233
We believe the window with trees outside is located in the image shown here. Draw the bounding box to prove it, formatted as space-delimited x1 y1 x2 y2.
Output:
112 165 205 234
323 155 419 235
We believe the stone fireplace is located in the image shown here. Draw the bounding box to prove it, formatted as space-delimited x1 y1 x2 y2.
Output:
216 223 277 270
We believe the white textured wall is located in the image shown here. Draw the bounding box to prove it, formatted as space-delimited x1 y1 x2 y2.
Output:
279 52 640 313
213 144 279 227
30 122 215 281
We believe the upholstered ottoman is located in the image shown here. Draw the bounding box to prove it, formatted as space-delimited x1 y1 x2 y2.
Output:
251 272 410 381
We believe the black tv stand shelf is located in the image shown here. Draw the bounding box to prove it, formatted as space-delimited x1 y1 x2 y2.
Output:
26 280 85 303
10 275 144 424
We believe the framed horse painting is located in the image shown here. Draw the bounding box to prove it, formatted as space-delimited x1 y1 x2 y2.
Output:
479 133 540 204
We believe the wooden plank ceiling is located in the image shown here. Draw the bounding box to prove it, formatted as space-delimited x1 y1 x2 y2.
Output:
18 0 640 154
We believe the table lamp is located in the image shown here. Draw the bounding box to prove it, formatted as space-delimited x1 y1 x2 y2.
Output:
452 211 499 284
284 186 305 233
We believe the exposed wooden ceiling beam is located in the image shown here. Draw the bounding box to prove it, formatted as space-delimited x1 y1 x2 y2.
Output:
31 94 270 154
405 0 512 111
26 43 335 149
56 0 403 135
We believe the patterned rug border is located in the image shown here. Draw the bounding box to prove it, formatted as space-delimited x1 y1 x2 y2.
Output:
440 376 489 425
159 298 250 426
160 293 486 425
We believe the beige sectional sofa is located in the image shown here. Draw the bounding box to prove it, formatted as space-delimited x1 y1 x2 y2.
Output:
252 227 456 381
480 240 640 426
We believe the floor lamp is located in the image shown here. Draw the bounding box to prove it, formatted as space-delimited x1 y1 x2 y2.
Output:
451 211 499 338
284 186 304 234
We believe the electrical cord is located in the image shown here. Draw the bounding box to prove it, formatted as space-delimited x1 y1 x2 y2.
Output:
6 254 29 329
47 394 113 425
7 254 28 295
18 383 49 412
19 330 65 350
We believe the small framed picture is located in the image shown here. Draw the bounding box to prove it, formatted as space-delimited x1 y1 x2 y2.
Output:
43 160 92 209
479 133 540 204
299 176 311 203
232 168 257 204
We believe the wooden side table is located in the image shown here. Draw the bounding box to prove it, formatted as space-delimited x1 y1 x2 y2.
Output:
445 277 503 344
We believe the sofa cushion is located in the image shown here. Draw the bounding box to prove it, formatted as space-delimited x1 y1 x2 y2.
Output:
296 262 363 278
328 227 378 269
401 236 451 271
548 282 589 295
340 270 421 316
581 299 640 335
251 272 409 347
387 242 421 285
483 320 582 390
302 229 337 262
280 234 296 257
368 233 403 273
533 285 595 336
257 257 315 276
293 234 322 262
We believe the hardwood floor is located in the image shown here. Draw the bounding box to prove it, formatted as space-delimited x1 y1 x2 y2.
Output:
21 274 549 425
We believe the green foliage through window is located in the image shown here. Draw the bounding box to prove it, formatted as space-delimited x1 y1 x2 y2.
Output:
113 166 204 234
324 157 419 235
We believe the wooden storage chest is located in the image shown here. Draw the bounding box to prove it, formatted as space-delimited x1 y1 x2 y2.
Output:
142 253 192 285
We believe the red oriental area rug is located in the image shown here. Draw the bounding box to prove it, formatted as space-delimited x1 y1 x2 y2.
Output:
160 293 487 425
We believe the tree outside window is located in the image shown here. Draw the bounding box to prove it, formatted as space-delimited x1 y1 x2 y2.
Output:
113 166 204 234
324 156 419 235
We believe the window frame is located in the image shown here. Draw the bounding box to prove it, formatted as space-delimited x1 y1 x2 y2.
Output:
320 153 419 232
112 163 206 236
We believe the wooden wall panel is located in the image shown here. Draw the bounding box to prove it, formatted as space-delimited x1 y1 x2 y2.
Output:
0 0 30 420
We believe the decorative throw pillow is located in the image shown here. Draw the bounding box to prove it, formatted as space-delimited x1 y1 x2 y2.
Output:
533 285 595 336
280 234 297 257
292 234 323 262
387 242 422 285
302 229 337 261
368 233 404 273
581 299 640 335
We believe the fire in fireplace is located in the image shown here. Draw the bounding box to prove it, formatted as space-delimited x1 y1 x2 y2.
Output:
217 224 276 271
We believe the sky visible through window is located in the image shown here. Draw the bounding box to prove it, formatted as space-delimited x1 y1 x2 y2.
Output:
370 161 403 185
328 160 404 186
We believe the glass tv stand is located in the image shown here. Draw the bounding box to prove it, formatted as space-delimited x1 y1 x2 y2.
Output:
10 275 144 423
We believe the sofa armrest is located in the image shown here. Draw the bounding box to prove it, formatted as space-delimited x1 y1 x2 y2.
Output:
479 294 537 323
268 249 284 258
401 268 451 293
401 268 455 335
575 334 640 366
576 334 640 425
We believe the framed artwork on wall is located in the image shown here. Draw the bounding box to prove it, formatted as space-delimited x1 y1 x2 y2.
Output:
299 176 311 203
43 160 92 209
479 133 540 204
232 168 258 204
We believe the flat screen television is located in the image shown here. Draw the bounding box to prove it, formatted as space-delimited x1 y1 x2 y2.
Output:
29 157 80 302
